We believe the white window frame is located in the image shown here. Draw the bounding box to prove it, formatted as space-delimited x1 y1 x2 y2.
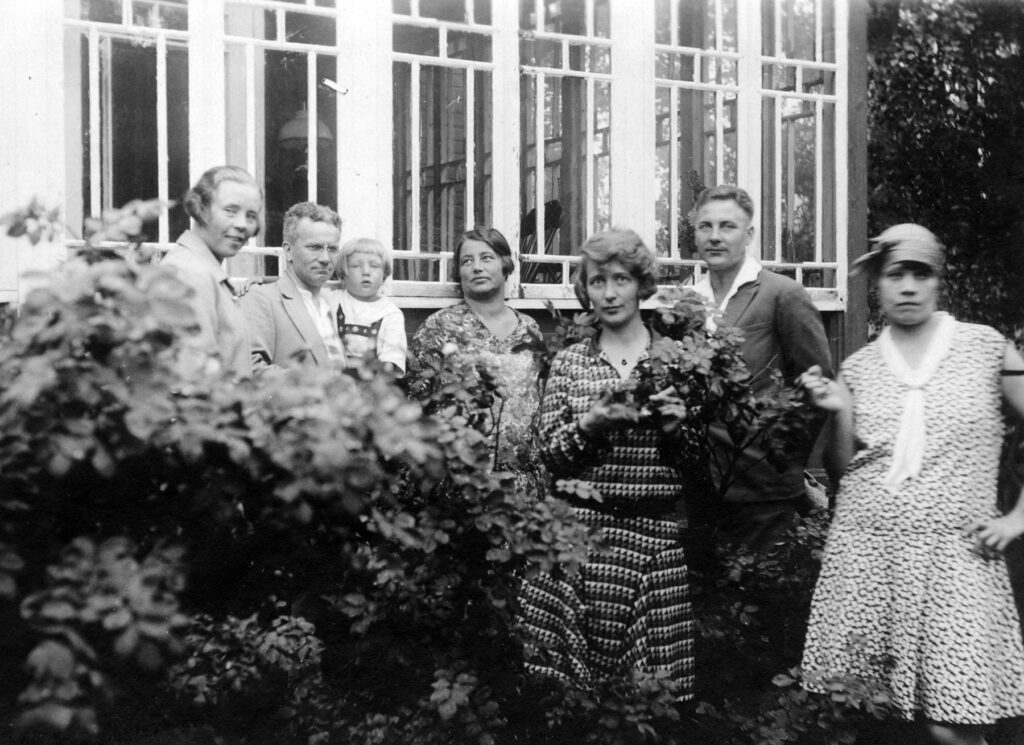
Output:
44 0 849 312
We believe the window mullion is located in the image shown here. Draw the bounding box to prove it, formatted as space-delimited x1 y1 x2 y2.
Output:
609 0 654 244
188 0 226 182
736 0 761 258
156 33 170 243
491 0 521 292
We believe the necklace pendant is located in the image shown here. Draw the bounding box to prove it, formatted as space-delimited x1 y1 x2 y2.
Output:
621 358 627 365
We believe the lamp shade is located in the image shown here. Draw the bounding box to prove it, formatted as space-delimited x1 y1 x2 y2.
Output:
277 107 333 150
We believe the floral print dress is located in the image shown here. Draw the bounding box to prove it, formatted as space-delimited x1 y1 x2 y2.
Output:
409 303 547 492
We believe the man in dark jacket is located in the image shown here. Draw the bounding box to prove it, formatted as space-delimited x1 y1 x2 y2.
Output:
691 185 833 552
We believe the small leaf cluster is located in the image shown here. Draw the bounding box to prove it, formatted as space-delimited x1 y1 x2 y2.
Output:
0 197 62 245
17 538 187 740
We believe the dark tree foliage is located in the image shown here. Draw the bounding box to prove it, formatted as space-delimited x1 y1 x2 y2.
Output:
868 0 1024 340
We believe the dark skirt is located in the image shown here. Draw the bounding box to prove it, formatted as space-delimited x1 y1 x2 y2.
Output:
517 506 694 698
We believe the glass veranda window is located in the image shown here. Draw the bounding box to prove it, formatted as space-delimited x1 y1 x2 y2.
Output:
518 0 612 293
64 0 191 247
390 0 496 290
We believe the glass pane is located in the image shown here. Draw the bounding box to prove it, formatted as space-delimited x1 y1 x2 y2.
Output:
676 0 712 48
702 56 736 86
475 0 492 25
394 25 439 56
761 96 777 259
419 0 467 23
285 11 336 46
594 0 610 38
519 72 538 249
803 68 835 96
593 80 612 233
655 0 672 44
76 0 121 23
656 51 696 82
133 1 188 30
761 0 775 56
392 63 483 256
66 30 191 240
568 42 610 74
473 70 494 228
763 63 797 92
720 0 738 52
822 101 836 263
822 0 835 62
520 38 562 69
448 31 492 62
315 55 338 209
723 94 737 185
780 97 815 263
392 62 413 259
421 66 467 252
655 87 672 256
780 0 816 61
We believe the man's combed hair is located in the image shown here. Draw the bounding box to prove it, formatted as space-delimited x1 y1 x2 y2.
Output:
693 184 755 219
282 201 342 247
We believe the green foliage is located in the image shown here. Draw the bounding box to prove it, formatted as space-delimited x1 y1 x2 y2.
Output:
0 197 915 744
687 510 896 745
0 198 63 245
868 0 1024 339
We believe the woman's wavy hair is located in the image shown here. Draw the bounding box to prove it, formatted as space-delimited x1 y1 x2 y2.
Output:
572 228 659 309
183 165 264 237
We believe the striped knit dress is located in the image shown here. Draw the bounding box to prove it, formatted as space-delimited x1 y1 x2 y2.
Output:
518 334 694 698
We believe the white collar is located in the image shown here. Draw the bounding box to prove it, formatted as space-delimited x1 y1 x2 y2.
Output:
694 256 762 330
176 229 229 282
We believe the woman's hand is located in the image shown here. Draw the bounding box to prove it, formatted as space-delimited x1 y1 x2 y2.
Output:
963 513 1024 557
579 393 640 435
798 365 851 412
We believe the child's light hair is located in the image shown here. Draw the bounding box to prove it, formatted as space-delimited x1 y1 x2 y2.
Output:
338 237 393 279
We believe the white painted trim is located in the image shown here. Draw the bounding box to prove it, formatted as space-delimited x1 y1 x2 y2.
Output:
188 0 227 177
156 33 170 244
736 0 761 247
610 0 656 245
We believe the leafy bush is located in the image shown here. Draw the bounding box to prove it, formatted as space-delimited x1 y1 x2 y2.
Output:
867 0 1024 340
0 201 914 745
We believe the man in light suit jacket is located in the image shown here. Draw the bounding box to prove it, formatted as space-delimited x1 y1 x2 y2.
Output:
242 202 344 369
691 185 833 552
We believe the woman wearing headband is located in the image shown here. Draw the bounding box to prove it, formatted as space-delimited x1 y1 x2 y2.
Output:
798 224 1024 745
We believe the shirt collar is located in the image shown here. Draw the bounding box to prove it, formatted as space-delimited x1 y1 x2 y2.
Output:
694 255 761 305
176 229 229 282
693 256 762 331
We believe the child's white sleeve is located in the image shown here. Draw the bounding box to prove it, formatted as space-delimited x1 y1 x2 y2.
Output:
376 304 408 372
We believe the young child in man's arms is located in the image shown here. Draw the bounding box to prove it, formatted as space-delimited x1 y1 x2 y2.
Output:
334 238 407 375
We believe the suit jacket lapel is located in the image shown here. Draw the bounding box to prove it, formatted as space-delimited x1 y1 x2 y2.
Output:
721 270 761 327
277 273 327 365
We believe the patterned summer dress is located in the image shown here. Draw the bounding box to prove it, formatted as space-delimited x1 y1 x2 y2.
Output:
518 335 694 697
409 303 547 493
801 319 1024 723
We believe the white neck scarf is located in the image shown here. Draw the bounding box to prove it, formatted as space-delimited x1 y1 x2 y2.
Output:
876 312 956 493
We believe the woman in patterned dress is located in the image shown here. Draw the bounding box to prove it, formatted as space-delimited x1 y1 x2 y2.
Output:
799 224 1024 745
517 228 694 699
408 227 547 491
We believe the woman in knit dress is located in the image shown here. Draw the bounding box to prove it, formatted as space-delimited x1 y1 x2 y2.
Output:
799 224 1024 745
517 228 693 699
